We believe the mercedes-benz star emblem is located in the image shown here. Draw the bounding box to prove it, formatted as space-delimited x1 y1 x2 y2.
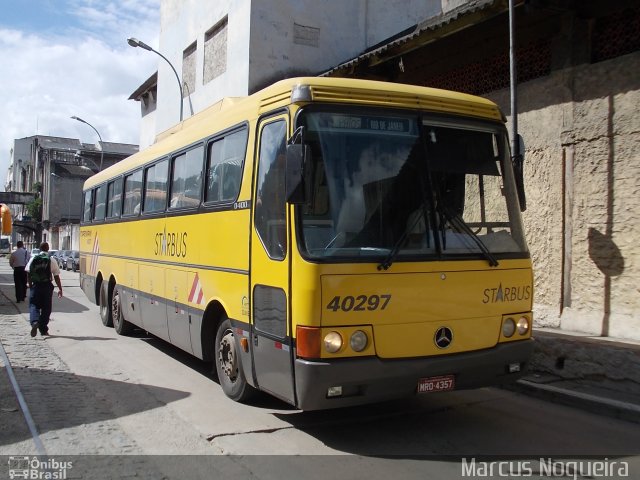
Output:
434 327 453 349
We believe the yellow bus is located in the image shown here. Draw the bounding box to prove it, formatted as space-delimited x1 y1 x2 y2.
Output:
80 77 533 410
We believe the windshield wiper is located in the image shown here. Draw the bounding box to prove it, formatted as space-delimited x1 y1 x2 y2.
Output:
440 207 499 267
377 206 425 270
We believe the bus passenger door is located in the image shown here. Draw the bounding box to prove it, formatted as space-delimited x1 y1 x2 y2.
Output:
249 115 295 404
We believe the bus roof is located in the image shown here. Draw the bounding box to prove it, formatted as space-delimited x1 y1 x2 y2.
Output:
84 77 504 190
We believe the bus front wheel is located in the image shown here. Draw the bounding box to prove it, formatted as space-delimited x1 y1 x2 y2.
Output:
214 318 254 402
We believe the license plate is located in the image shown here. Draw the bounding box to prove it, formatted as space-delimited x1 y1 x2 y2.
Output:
417 375 455 393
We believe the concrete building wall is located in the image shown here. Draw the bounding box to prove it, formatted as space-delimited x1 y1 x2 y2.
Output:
139 109 157 149
158 0 251 135
156 0 439 137
366 0 442 46
247 0 364 92
487 51 640 341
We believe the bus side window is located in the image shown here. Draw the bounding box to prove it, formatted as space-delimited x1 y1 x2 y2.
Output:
93 184 107 221
170 145 203 209
107 178 123 218
82 190 93 222
255 120 287 260
205 127 248 204
123 169 142 216
143 159 168 213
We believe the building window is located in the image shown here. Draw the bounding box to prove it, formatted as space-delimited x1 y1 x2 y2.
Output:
294 23 320 47
204 16 228 84
182 42 197 98
142 89 157 116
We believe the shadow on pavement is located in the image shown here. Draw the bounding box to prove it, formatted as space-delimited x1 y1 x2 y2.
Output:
0 366 190 448
140 334 296 412
269 388 640 457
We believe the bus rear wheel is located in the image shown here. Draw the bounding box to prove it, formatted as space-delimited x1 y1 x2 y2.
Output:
99 282 113 327
112 285 133 335
215 318 254 402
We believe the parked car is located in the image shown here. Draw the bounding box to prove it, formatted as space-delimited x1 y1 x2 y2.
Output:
66 251 80 272
49 250 60 266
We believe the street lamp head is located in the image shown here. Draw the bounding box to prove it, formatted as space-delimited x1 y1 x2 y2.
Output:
70 116 104 171
71 115 87 126
128 36 184 122
127 37 152 51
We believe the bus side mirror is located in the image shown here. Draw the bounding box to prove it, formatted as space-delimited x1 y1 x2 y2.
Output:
513 134 526 212
286 144 308 204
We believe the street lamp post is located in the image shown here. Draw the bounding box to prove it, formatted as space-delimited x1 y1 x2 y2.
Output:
71 116 104 171
127 37 184 122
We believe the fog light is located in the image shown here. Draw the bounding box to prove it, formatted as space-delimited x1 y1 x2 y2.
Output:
327 386 343 397
324 331 343 353
517 316 530 335
350 330 368 352
502 318 516 338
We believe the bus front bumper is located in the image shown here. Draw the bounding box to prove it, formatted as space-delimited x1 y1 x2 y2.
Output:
293 339 534 411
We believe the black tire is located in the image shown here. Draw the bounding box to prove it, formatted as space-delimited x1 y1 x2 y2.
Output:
112 285 133 335
214 318 254 402
99 282 113 327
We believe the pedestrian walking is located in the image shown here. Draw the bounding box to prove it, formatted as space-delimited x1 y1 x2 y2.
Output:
26 242 63 337
9 240 30 303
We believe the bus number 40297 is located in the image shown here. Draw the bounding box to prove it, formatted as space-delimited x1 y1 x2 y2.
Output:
326 294 391 312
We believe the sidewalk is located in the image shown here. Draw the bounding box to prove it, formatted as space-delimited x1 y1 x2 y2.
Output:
509 328 640 423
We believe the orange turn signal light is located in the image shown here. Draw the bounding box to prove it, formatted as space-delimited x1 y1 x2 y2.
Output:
296 326 321 359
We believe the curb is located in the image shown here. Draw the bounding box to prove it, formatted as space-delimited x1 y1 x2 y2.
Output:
506 378 640 424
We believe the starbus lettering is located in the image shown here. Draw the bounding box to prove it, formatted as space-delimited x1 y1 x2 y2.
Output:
483 283 531 304
154 227 188 258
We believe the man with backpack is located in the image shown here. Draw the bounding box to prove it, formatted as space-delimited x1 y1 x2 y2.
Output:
26 242 63 337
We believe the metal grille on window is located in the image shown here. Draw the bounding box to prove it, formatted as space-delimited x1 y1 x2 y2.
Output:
591 8 640 64
424 39 551 96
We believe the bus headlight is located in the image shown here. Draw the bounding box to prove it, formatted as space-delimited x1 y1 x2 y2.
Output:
502 318 516 338
350 330 368 352
324 332 343 353
517 316 530 335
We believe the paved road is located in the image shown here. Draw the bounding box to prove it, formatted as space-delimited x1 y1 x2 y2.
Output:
1 260 639 479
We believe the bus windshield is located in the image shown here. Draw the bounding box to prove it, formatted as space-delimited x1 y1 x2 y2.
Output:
297 108 528 263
